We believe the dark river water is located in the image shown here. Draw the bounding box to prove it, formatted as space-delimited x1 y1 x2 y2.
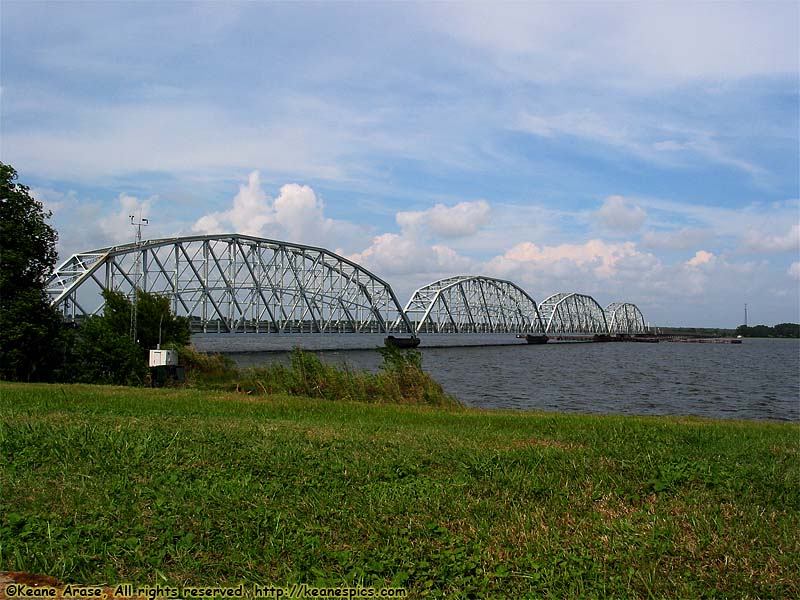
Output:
193 334 800 422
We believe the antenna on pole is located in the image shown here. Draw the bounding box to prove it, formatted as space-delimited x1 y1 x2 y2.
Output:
129 213 149 342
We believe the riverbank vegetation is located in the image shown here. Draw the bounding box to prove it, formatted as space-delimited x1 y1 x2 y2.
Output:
2 383 797 598
735 323 800 338
655 323 800 339
178 345 459 408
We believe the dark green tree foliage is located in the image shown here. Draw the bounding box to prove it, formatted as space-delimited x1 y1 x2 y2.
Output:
0 163 64 381
735 323 800 338
774 323 800 338
70 315 147 385
97 289 190 353
70 289 190 384
131 290 191 351
96 289 132 339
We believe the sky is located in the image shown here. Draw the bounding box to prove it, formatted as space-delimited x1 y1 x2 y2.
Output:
1 1 798 327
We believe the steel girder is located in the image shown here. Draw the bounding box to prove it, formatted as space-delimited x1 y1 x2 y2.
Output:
605 302 647 334
46 234 414 334
400 275 545 334
538 292 609 335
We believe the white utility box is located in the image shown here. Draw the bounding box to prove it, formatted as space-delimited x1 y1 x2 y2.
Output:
149 349 178 367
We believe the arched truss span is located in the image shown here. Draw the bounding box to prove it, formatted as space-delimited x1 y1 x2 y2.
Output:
605 302 647 334
46 234 414 334
400 275 545 335
538 292 609 335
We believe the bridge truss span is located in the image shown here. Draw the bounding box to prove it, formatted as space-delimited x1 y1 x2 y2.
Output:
538 292 609 335
605 302 647 334
46 234 415 335
400 275 545 335
46 235 651 340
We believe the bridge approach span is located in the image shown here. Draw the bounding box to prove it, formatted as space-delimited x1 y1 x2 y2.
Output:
46 234 415 334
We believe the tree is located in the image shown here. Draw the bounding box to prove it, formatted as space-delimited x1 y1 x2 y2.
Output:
773 323 800 339
67 289 190 385
69 314 148 385
0 163 64 381
100 289 190 354
130 290 191 351
737 322 800 339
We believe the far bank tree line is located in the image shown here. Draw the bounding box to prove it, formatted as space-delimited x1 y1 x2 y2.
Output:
0 163 189 384
735 323 800 339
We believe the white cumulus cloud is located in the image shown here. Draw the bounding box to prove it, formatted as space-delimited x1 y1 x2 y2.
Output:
685 250 716 269
97 193 157 247
744 223 800 253
193 171 277 238
192 170 366 249
347 232 472 277
483 239 661 300
396 200 491 238
592 195 647 234
642 227 709 250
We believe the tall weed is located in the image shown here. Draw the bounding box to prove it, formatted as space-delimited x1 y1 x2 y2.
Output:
183 345 460 407
174 345 238 386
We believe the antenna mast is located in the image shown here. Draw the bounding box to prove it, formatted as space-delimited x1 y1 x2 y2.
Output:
129 214 149 341
744 303 748 328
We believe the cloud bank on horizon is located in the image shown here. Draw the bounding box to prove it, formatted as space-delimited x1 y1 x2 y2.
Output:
2 2 798 327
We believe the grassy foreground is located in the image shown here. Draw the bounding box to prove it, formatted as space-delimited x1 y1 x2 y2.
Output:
1 383 798 599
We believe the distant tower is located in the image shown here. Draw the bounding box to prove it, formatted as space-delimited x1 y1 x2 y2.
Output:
129 214 149 341
744 303 748 327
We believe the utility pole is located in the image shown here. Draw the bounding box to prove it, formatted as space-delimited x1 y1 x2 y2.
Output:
129 214 149 341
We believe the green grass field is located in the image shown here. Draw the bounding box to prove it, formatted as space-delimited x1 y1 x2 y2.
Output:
1 382 798 598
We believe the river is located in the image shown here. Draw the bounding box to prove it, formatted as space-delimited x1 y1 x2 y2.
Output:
192 334 799 422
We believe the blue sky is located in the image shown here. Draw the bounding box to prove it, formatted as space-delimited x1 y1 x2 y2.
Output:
2 1 798 327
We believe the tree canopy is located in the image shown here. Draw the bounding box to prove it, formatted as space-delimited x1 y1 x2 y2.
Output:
0 163 64 381
735 323 800 338
67 290 191 384
102 289 191 353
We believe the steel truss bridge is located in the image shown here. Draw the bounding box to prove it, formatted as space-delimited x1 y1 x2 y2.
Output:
47 234 648 338
400 275 545 334
47 234 415 335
